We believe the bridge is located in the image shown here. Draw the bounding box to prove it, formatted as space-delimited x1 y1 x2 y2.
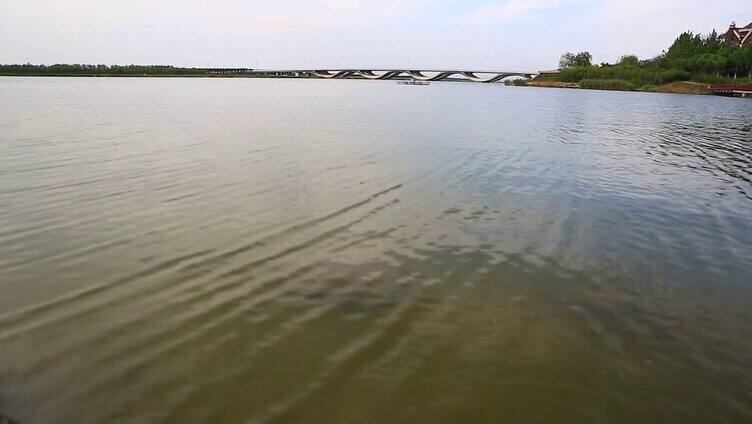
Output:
709 83 752 98
210 68 537 83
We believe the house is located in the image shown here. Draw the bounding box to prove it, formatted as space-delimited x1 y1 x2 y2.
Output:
723 21 752 46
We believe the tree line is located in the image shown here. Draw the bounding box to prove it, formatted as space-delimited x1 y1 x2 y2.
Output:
656 30 752 79
0 64 218 76
550 28 752 88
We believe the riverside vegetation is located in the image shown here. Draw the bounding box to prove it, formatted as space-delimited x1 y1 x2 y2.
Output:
0 64 217 76
516 29 752 93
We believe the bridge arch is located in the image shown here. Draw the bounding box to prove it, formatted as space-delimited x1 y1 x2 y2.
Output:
301 69 537 83
353 70 400 80
311 70 353 79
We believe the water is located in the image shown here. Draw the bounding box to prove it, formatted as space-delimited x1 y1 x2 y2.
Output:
1 77 751 423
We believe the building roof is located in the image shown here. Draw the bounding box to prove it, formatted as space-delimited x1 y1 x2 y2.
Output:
724 22 752 45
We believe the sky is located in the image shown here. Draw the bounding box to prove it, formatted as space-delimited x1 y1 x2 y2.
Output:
0 0 749 71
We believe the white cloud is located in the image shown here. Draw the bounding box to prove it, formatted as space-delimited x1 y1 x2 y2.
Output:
0 0 749 69
0 0 427 38
576 0 750 62
461 0 581 25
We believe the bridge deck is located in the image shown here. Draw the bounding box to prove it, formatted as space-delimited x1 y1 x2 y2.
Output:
253 69 535 74
242 68 536 83
709 83 752 96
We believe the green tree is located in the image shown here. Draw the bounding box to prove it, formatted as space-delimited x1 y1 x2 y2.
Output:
559 51 593 68
741 44 752 78
618 54 640 67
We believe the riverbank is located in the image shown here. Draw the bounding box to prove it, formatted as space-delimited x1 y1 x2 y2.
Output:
509 79 712 95
644 81 711 94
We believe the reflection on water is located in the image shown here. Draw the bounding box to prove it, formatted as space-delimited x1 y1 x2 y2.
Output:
0 77 751 423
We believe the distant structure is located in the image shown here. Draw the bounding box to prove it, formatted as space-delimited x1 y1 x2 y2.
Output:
245 69 536 83
537 69 561 76
723 21 752 46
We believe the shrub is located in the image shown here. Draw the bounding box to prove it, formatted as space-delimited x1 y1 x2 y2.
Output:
656 69 691 83
549 66 691 87
578 79 636 91
506 79 530 86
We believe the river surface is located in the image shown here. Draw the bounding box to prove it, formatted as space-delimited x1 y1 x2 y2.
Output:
1 77 751 423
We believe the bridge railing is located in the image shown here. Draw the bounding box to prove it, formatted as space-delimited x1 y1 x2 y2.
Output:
709 83 752 92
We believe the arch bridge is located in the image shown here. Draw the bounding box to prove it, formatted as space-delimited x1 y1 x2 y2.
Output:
249 69 536 83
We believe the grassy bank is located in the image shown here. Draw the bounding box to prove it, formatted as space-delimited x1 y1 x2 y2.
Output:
643 81 710 94
537 65 751 90
578 79 635 91
510 76 711 95
544 66 692 88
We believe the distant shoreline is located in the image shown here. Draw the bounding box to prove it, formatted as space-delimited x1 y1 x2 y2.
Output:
0 64 251 78
2 72 745 97
0 73 248 78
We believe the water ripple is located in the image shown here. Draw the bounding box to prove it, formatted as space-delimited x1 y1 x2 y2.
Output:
0 78 751 423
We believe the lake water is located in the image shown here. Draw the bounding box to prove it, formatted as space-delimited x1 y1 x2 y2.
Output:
1 77 751 423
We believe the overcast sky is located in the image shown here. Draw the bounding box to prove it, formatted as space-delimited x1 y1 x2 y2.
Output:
0 0 749 70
